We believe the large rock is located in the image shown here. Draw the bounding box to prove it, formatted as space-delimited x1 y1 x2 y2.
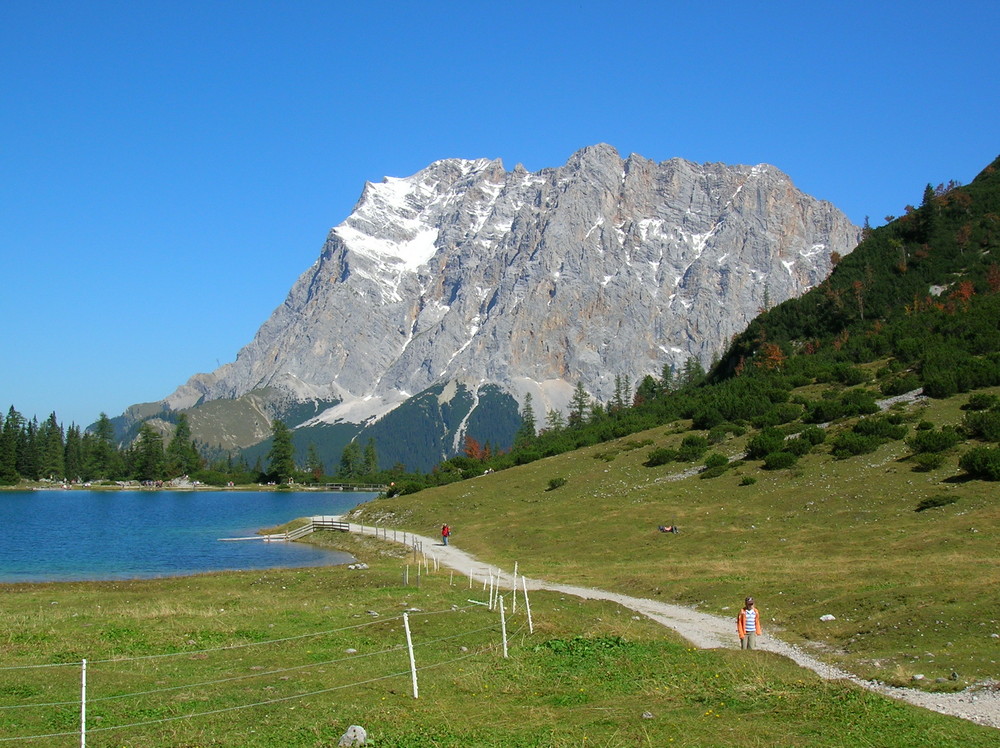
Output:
157 144 859 449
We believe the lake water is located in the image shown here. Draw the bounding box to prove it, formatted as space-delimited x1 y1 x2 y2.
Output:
0 490 376 583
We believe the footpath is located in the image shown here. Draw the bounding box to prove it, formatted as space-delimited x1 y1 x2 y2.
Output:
346 521 999 730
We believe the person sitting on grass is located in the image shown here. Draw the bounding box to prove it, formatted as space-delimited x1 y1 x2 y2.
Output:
657 525 679 534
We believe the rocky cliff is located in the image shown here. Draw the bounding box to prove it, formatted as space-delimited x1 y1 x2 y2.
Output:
152 144 859 466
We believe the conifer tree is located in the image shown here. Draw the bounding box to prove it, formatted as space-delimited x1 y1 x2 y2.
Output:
134 423 164 481
568 381 590 427
337 441 362 480
267 420 296 482
514 393 537 446
0 407 21 484
165 414 200 477
363 439 378 477
38 412 65 480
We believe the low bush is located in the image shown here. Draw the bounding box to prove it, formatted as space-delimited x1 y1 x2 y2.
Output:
739 476 757 486
962 393 999 411
746 427 785 459
830 432 882 458
799 425 827 445
915 494 958 512
763 451 798 470
908 427 962 454
912 453 945 471
963 410 1000 442
703 452 729 469
546 477 568 491
645 447 677 467
677 435 709 462
959 446 1000 480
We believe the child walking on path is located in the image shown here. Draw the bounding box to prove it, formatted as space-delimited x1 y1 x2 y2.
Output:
737 596 762 649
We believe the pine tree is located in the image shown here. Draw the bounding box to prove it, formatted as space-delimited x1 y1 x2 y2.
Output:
134 423 164 481
0 407 22 484
568 381 590 427
305 443 325 481
337 441 362 480
267 420 296 482
165 414 200 477
363 439 378 477
38 412 65 480
544 409 566 432
514 393 537 446
64 424 82 482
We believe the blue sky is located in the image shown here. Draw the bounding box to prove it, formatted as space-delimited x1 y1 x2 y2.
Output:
2 0 998 428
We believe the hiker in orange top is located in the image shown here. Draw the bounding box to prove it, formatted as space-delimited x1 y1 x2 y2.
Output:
441 524 451 546
737 596 762 650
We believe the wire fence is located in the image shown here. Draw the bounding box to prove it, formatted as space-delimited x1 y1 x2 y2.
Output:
0 567 535 745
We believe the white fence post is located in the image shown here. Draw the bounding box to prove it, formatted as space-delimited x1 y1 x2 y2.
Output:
80 658 87 748
499 596 508 659
403 612 418 699
522 576 534 634
511 562 518 614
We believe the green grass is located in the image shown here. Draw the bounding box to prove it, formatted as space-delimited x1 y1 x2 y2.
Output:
2 390 999 745
351 389 1000 690
1 551 996 746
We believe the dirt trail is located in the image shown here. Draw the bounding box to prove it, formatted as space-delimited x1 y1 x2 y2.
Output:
346 522 1000 730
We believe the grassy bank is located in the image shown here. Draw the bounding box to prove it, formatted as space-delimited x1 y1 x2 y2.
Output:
1 536 995 747
349 391 1000 690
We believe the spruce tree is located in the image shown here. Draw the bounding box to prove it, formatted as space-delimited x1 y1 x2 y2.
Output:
514 393 537 446
38 412 65 480
363 439 378 477
134 423 164 481
267 420 296 483
0 407 21 484
568 381 590 427
165 414 200 477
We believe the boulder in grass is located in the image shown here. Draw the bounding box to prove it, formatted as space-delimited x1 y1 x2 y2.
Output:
339 724 367 747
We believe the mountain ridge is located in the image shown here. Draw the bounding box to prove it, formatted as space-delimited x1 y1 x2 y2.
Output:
129 144 861 469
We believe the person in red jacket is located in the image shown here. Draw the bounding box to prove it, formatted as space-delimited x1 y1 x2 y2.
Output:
441 524 451 546
737 596 762 650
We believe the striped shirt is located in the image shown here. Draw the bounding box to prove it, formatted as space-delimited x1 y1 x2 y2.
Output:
744 608 757 632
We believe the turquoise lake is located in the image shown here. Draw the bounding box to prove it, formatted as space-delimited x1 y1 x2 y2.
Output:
0 490 376 583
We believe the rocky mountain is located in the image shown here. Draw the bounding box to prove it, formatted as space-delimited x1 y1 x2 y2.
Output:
135 144 860 470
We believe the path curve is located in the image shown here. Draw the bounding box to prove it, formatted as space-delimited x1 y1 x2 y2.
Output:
346 521 999 730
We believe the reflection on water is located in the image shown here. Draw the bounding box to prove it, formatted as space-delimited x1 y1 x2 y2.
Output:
0 490 374 582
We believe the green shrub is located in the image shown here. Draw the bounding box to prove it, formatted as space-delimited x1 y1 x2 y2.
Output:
645 447 677 467
546 477 568 491
677 435 709 462
962 393 999 411
959 446 1000 480
799 425 826 445
833 364 868 385
739 476 757 486
707 423 745 443
853 415 908 441
915 495 958 512
830 432 881 458
763 451 798 470
746 427 785 459
880 373 921 396
912 453 945 471
784 437 812 457
963 410 1000 442
699 465 728 479
703 452 729 469
908 427 962 454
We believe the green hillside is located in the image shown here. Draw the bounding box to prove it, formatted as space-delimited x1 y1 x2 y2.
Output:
347 156 1000 690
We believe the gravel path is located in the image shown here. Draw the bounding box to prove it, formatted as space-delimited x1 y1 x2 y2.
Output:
346 522 1000 730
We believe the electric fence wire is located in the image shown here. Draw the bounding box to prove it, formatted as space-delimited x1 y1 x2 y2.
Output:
0 621 501 711
0 617 517 743
0 602 483 671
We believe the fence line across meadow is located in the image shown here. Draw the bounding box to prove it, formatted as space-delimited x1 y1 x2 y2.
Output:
0 562 537 745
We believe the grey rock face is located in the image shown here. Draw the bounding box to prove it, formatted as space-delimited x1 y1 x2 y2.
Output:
164 144 859 426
